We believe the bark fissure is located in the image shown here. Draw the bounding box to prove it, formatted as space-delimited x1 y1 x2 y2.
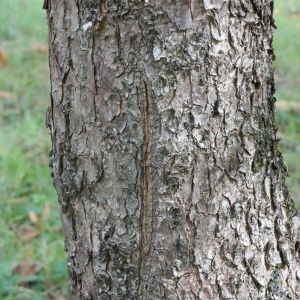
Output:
138 79 154 298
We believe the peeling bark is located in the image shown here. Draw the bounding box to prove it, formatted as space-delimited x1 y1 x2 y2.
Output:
46 0 300 299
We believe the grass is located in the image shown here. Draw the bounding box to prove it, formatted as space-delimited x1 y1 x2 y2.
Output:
0 0 299 299
0 0 67 299
273 0 300 207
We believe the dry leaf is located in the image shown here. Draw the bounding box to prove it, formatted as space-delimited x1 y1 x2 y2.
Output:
18 225 40 240
0 91 12 99
13 261 41 287
28 211 39 224
0 49 9 66
13 261 40 277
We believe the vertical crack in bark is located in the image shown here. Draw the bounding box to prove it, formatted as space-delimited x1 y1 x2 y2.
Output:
138 79 154 298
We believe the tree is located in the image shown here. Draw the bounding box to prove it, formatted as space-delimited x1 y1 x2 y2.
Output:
45 0 300 299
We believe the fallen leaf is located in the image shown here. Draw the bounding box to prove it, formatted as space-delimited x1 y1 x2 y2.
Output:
0 49 9 66
28 211 39 224
0 91 12 99
18 225 40 240
13 261 42 287
13 261 40 277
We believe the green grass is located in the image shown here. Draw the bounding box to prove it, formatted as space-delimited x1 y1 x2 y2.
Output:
0 0 67 299
274 0 300 102
274 0 300 207
0 0 299 299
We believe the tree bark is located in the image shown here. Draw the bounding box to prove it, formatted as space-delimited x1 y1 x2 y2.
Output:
46 0 300 299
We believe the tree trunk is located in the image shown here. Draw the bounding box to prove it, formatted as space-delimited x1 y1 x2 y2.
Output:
46 0 300 299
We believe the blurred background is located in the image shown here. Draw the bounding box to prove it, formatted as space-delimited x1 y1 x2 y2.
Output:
0 0 299 299
0 1 66 299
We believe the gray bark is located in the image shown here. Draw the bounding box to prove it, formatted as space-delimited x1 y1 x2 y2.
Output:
46 0 300 299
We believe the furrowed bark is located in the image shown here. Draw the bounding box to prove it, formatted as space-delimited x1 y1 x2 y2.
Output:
47 0 300 299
